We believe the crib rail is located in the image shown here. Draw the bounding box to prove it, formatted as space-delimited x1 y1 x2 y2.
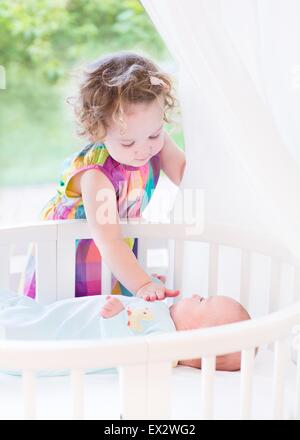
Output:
0 301 300 419
1 218 300 305
1 219 300 419
0 219 298 262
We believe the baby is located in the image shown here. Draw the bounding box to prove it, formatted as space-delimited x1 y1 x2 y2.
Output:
0 275 250 375
100 275 251 371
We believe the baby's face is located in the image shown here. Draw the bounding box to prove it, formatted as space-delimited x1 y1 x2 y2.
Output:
102 94 165 168
170 294 214 331
169 294 246 331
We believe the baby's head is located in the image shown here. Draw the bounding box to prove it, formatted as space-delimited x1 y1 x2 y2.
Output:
170 294 251 371
71 51 178 167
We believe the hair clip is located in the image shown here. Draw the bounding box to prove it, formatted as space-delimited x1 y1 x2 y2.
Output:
149 75 168 88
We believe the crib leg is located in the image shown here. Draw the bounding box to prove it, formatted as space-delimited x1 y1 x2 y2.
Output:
22 370 36 420
146 361 172 419
119 364 148 420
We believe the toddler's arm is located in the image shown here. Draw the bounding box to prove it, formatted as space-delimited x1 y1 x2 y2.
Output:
160 131 186 186
81 169 151 290
80 169 179 301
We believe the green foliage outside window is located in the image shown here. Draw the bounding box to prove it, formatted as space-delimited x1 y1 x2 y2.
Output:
0 0 184 186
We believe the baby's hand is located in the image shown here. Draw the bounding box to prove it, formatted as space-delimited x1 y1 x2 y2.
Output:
100 296 125 319
136 281 180 302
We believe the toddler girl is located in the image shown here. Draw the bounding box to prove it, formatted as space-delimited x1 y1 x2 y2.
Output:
20 51 186 301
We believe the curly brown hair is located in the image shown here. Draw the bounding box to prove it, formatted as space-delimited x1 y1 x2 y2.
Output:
69 51 178 142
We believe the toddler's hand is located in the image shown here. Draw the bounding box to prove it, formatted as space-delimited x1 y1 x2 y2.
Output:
136 281 180 302
100 296 125 319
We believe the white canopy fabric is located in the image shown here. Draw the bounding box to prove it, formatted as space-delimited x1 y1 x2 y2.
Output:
141 0 300 261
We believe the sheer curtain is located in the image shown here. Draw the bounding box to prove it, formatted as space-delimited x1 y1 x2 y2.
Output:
141 0 300 261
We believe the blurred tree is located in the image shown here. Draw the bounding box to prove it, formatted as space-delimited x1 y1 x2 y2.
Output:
0 0 168 83
0 1 182 186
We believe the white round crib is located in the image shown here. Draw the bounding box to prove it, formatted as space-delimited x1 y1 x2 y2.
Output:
0 218 300 420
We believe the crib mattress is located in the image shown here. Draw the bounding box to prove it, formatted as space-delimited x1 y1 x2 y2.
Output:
0 349 297 420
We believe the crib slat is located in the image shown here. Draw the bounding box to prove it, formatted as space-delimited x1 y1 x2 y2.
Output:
200 356 216 420
208 244 219 296
173 239 184 304
166 239 175 288
295 341 300 419
165 240 176 307
0 245 10 291
101 258 112 295
269 258 281 313
57 239 75 301
240 250 251 308
240 348 255 419
22 370 36 420
119 364 147 419
147 362 172 419
71 369 85 420
294 266 300 302
272 339 286 419
36 241 57 304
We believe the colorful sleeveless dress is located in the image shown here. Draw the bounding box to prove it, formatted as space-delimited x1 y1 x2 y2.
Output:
20 142 161 299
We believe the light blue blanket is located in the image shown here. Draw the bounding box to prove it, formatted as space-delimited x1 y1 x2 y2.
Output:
0 278 176 376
